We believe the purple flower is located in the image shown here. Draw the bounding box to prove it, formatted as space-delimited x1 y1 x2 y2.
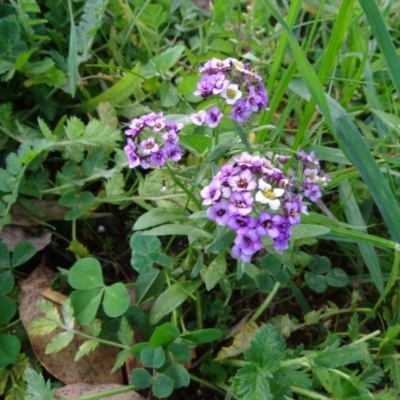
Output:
232 244 252 263
205 106 223 128
245 86 262 112
273 225 291 251
200 180 222 205
162 130 179 146
228 191 254 215
231 99 252 123
254 83 268 109
227 169 257 192
124 139 140 168
216 164 240 184
234 229 263 256
125 118 144 137
207 200 231 226
194 74 215 97
304 184 322 202
190 110 207 126
256 212 285 239
165 121 183 133
199 57 231 74
150 149 167 166
227 214 257 235
140 137 159 155
166 144 182 162
304 168 319 184
284 200 301 225
211 72 229 94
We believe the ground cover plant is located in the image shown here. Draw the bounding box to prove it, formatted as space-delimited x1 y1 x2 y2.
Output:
1 0 400 399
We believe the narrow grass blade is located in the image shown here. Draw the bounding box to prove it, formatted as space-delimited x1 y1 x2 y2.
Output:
359 0 400 97
339 181 383 295
290 79 400 244
67 0 78 98
261 1 333 130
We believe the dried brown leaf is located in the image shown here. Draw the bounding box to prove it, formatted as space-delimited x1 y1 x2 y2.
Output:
54 383 145 400
19 265 123 385
1 225 51 251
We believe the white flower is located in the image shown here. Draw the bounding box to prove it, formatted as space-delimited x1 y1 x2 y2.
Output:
255 179 285 210
220 84 242 105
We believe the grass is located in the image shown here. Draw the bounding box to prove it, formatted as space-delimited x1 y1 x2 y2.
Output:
1 0 400 398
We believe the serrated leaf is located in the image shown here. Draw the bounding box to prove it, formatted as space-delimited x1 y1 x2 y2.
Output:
25 368 55 400
61 299 75 331
45 331 74 354
232 363 272 400
74 339 99 361
81 147 107 176
97 102 119 129
384 357 400 392
105 172 125 197
28 318 59 336
117 317 134 346
111 348 131 373
67 239 90 258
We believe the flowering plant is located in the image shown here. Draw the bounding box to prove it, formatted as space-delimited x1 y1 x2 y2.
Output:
123 57 328 265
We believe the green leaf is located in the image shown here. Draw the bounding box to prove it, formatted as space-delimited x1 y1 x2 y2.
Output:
325 268 349 288
169 342 192 363
117 317 134 346
70 288 103 325
28 317 59 336
103 282 130 318
111 348 132 373
304 272 327 293
45 331 74 354
153 44 185 72
135 269 165 305
105 172 125 197
74 339 99 361
0 270 14 294
308 255 331 274
231 118 250 148
67 0 78 97
78 63 142 110
130 233 162 274
25 368 55 400
201 252 226 291
179 134 212 155
0 296 16 326
260 254 281 274
160 80 179 108
149 322 180 348
206 229 235 254
348 313 359 341
131 368 151 389
164 364 190 388
149 280 202 325
152 373 174 398
133 208 183 230
68 257 104 289
140 345 165 369
291 224 330 240
232 363 272 400
180 328 223 344
0 334 20 368
81 148 107 176
0 243 10 269
12 241 37 267
359 0 400 97
143 224 213 239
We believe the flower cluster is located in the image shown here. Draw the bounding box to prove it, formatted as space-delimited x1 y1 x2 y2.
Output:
124 112 183 169
191 57 268 127
200 152 327 263
297 151 330 202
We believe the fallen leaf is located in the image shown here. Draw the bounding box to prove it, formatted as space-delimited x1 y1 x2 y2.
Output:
1 225 52 251
19 264 124 385
55 383 145 400
215 322 259 361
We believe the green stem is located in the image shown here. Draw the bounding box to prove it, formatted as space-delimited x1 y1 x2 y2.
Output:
77 385 137 400
71 329 130 350
249 281 281 322
290 386 331 400
195 290 203 330
189 373 227 395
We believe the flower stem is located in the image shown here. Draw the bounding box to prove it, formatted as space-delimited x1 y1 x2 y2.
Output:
290 386 331 400
249 281 281 322
77 385 137 400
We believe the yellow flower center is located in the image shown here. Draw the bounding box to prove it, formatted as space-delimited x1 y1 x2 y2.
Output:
262 188 276 200
226 88 237 99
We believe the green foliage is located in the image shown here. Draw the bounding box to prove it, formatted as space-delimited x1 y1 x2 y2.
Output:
24 368 55 400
